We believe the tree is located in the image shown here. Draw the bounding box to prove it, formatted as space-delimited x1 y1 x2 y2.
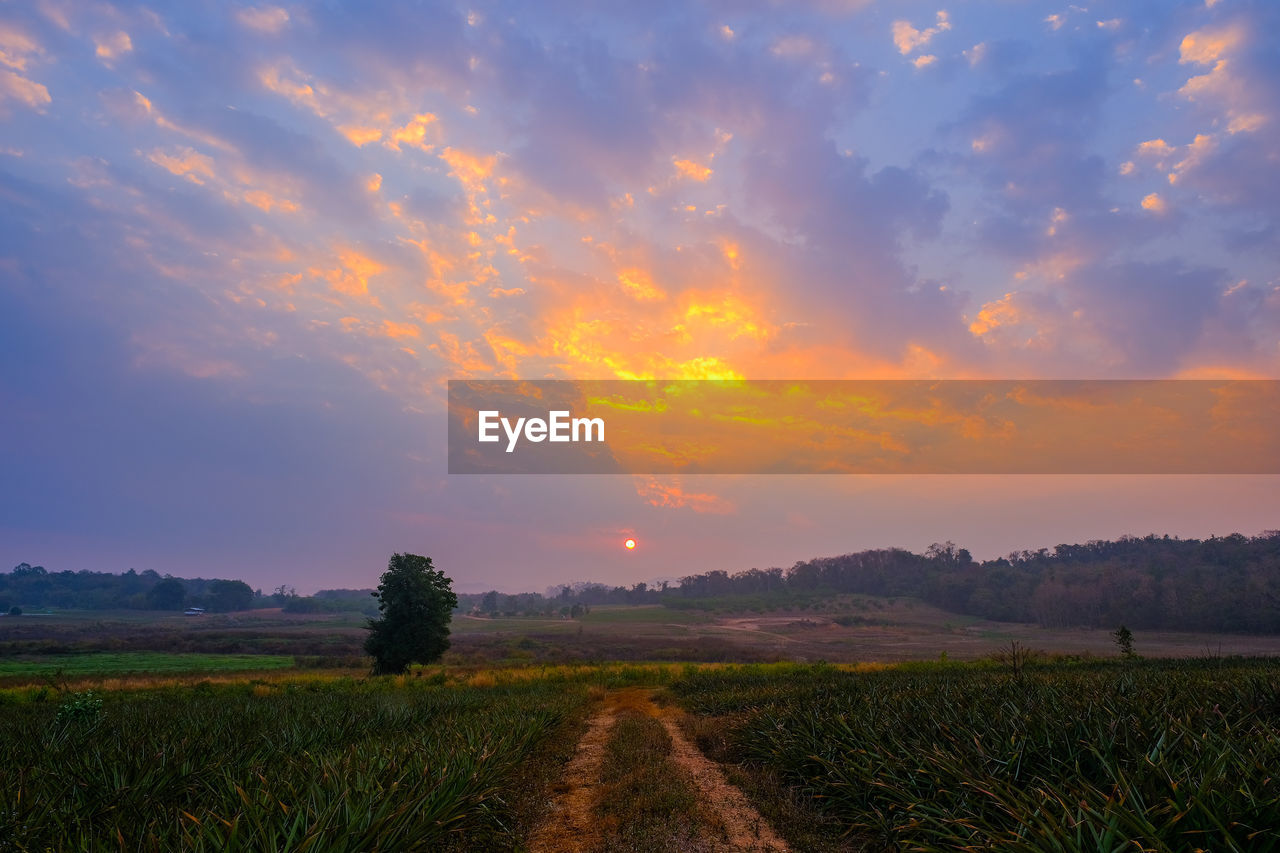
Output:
364 553 457 675
1113 624 1136 658
209 579 254 612
146 577 186 610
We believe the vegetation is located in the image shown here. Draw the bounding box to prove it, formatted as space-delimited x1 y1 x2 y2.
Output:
592 710 711 852
8 530 1280 632
0 676 590 851
0 652 295 679
454 532 1280 633
671 659 1280 851
1113 624 1136 658
673 533 1280 632
0 565 373 615
365 554 458 675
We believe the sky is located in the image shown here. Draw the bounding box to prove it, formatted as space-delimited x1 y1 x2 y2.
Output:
1 0 1278 594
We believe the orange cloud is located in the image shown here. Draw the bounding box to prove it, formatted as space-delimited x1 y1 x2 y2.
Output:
1179 25 1243 66
240 189 298 213
147 147 216 185
340 125 383 147
384 113 438 152
672 157 713 182
635 477 736 514
310 249 386 299
382 320 421 339
441 146 496 186
617 268 666 302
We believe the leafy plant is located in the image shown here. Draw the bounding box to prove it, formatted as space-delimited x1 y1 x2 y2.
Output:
54 690 104 724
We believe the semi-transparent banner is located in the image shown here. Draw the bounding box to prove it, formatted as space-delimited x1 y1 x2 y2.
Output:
447 380 1280 474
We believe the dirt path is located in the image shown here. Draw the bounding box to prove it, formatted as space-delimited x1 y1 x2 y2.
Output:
526 698 617 853
655 705 791 852
529 688 790 853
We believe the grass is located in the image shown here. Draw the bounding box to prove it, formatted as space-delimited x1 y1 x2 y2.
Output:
0 676 592 851
592 709 717 852
0 651 296 678
670 658 1280 852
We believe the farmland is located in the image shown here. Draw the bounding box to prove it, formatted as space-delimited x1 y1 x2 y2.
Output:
0 651 295 679
672 659 1280 851
11 598 1280 678
0 657 1277 850
4 601 1280 850
0 673 595 851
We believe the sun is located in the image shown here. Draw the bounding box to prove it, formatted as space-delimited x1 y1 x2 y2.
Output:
624 538 637 550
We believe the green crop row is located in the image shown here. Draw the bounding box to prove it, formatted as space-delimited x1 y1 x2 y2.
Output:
671 659 1280 852
0 678 590 851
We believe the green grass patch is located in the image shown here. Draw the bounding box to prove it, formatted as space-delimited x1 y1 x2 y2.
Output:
0 652 297 678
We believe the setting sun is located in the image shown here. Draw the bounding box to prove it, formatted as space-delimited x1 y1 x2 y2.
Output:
624 538 637 550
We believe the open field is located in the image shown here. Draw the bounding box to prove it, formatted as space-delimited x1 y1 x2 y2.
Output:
2 658 1278 851
449 600 1280 665
8 599 1280 678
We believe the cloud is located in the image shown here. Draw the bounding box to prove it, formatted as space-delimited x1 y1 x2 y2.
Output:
1140 192 1168 215
0 0 1277 587
0 68 50 110
892 11 951 55
236 6 290 34
147 146 216 184
384 113 439 152
0 23 44 71
634 477 736 514
94 30 132 63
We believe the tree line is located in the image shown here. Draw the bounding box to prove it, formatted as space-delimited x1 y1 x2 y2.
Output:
674 532 1280 633
459 532 1280 633
2 564 258 613
8 531 1280 632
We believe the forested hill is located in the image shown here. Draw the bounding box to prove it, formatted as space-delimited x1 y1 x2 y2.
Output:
675 533 1280 633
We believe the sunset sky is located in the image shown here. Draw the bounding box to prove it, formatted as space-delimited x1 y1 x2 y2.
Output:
2 0 1278 593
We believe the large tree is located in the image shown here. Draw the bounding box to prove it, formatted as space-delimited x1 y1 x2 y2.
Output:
146 577 186 610
208 579 253 612
364 553 457 675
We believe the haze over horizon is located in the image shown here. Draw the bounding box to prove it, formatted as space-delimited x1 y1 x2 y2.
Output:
2 1 1278 595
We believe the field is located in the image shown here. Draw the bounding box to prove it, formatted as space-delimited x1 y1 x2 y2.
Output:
0 651 295 679
673 660 1280 851
1 657 1278 851
9 601 1280 675
4 603 1280 850
0 672 597 851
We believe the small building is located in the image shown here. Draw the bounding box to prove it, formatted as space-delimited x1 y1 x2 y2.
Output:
183 607 206 616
